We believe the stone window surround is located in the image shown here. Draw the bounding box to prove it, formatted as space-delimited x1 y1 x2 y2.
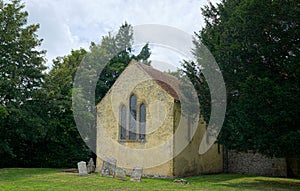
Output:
119 93 147 142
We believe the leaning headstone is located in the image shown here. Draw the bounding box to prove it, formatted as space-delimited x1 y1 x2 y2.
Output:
77 161 88 176
87 158 95 174
130 167 143 182
101 160 110 176
114 167 127 181
109 158 117 175
101 157 117 177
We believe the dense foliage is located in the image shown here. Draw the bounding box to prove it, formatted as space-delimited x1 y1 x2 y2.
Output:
0 0 48 167
0 0 150 167
186 0 300 157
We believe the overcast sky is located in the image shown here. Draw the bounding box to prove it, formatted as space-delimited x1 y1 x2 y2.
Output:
22 0 220 70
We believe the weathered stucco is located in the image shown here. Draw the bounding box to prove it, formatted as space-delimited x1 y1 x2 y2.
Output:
96 62 175 176
96 61 223 177
173 102 223 177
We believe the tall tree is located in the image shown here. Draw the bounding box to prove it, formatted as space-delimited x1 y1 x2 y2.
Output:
0 0 47 166
42 49 90 167
188 0 299 157
46 23 151 166
94 23 151 103
72 23 151 155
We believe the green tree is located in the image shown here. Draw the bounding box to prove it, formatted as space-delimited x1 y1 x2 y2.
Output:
73 23 151 154
41 49 90 167
0 0 47 166
190 0 299 157
0 0 46 104
94 23 151 103
182 60 211 123
134 43 151 65
46 23 151 166
0 105 8 121
0 104 9 156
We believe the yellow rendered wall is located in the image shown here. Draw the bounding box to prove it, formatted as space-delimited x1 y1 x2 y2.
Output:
173 102 223 177
96 63 175 176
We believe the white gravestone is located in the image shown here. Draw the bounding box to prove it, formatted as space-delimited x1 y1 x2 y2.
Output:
77 161 88 176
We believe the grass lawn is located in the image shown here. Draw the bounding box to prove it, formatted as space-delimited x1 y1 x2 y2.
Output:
0 168 299 191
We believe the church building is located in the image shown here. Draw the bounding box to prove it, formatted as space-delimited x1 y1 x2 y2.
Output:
95 61 223 177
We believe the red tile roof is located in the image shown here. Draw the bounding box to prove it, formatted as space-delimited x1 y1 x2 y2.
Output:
136 62 181 100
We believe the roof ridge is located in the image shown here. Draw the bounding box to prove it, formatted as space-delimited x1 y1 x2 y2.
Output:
135 61 181 100
135 62 180 82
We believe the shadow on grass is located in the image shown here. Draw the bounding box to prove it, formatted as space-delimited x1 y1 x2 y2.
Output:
217 177 300 191
185 173 254 183
0 168 60 181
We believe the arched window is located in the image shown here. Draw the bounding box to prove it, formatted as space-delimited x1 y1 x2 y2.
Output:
139 103 146 140
129 94 137 140
120 105 127 140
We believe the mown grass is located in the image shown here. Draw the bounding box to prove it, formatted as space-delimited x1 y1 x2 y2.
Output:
0 168 299 191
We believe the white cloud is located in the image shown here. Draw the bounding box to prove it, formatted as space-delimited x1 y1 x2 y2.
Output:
22 0 220 69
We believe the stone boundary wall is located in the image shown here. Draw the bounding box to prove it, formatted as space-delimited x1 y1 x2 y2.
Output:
227 151 287 177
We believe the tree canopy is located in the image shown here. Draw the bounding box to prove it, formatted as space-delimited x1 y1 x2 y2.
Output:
0 0 151 167
72 22 151 153
0 0 48 166
186 0 300 157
